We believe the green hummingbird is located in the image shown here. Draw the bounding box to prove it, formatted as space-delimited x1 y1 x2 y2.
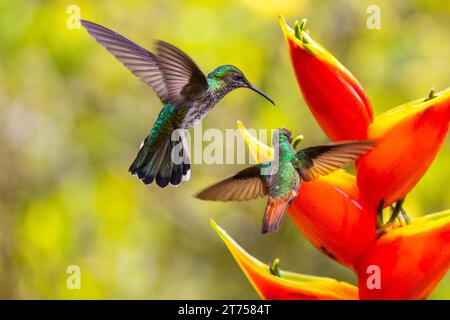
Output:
80 20 274 188
196 129 374 233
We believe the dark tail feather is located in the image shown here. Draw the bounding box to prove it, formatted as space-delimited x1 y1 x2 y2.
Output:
129 133 190 187
180 141 190 181
156 142 172 187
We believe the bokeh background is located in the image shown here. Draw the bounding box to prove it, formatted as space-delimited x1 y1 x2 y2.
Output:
0 0 449 299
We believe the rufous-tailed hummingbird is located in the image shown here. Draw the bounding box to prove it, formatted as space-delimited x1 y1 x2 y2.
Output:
196 129 374 233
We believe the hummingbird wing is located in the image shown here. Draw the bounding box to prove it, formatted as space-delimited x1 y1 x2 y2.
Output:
80 20 169 103
155 41 208 105
294 140 375 181
195 164 268 201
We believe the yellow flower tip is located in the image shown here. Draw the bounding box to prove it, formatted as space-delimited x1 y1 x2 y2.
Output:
279 15 308 38
211 219 359 300
236 120 274 163
210 219 267 298
210 219 251 262
278 15 293 40
368 87 450 141
209 220 251 267
278 14 287 28
236 120 249 143
279 16 346 71
210 218 232 245
279 16 299 40
210 218 222 240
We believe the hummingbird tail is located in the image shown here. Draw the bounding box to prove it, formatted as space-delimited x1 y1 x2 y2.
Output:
129 133 190 188
262 195 291 234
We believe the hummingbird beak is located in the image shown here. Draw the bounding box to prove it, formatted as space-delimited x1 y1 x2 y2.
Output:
247 84 275 105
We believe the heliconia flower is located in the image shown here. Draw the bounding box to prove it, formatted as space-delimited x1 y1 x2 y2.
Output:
237 121 377 269
279 16 373 141
357 210 450 300
357 88 450 207
210 219 358 300
218 18 450 300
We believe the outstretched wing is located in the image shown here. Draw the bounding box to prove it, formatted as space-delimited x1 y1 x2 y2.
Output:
195 165 268 201
80 20 169 103
155 40 208 105
294 140 375 181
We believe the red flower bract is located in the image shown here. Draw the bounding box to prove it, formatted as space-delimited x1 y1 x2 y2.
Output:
357 211 450 300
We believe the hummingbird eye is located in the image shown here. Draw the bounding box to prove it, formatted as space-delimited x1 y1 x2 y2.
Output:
234 73 243 80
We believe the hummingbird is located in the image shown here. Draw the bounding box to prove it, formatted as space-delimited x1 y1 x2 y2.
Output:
196 129 374 233
80 20 274 188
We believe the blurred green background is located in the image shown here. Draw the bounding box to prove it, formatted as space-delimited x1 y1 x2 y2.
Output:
0 0 449 299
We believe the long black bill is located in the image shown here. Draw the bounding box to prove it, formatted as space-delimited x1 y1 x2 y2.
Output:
248 84 275 105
